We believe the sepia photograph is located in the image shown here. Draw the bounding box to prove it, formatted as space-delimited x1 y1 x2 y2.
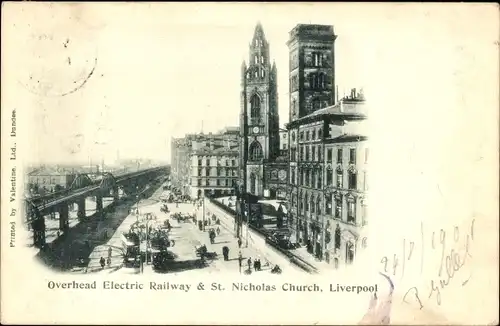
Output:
1 2 498 325
20 15 368 278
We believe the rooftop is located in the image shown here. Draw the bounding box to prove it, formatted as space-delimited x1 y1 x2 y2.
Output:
287 90 367 129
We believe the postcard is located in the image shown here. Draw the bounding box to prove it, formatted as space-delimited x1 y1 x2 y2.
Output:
1 2 498 325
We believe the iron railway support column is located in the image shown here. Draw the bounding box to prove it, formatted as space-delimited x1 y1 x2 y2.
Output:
77 197 86 221
113 186 119 202
58 204 69 231
96 194 103 216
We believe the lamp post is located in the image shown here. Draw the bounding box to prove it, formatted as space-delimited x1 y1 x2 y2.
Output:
202 191 206 231
245 203 249 248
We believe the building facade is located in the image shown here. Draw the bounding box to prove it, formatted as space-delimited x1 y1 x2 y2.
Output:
170 136 193 195
189 131 240 199
287 24 337 122
26 167 77 193
286 23 368 269
240 23 282 198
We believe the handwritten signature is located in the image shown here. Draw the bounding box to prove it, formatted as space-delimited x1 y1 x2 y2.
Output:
380 219 475 310
427 219 475 306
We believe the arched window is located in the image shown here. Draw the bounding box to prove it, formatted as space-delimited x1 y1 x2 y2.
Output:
292 99 297 115
335 225 341 250
312 99 321 111
260 56 264 64
316 197 321 215
254 55 258 64
346 242 355 264
318 73 325 89
309 73 316 88
254 69 258 78
250 94 261 118
249 141 263 161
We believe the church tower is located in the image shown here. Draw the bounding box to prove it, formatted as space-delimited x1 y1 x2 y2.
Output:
240 22 279 196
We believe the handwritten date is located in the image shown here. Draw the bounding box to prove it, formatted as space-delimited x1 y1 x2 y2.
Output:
381 219 475 310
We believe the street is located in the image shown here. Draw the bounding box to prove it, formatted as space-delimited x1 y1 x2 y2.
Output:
86 186 304 275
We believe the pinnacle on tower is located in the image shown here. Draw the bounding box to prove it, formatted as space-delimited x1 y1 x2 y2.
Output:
252 21 266 44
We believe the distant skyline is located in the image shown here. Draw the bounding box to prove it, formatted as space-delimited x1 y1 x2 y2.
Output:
5 3 496 164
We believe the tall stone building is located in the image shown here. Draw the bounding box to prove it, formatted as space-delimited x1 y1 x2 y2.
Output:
286 24 368 269
240 23 286 198
170 136 194 195
287 24 337 122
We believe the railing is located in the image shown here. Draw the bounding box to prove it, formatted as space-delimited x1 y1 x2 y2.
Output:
207 197 319 274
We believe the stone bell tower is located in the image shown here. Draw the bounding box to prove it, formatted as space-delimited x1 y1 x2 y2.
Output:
240 22 279 196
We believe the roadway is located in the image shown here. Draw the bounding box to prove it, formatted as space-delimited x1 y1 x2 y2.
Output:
83 190 305 276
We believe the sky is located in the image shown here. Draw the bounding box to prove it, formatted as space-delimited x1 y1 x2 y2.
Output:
4 2 497 165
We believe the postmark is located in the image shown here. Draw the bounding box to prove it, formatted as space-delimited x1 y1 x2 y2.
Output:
19 33 98 97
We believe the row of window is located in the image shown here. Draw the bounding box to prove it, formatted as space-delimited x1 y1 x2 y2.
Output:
292 147 368 165
254 39 264 47
290 52 328 70
308 73 327 90
298 127 323 142
291 194 367 226
290 167 364 191
311 52 324 67
194 179 238 187
197 159 237 167
253 55 265 65
247 68 266 80
196 168 238 177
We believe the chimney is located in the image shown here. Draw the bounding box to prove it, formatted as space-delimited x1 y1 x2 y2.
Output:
351 88 356 99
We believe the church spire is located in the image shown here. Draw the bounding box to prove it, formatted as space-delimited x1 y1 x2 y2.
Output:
253 21 265 40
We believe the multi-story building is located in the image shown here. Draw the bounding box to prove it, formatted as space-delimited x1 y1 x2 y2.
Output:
189 130 240 198
286 24 368 269
287 24 337 122
26 167 77 193
239 23 287 199
322 95 368 268
170 136 194 195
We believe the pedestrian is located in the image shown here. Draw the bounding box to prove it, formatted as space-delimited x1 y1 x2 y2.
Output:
108 246 112 258
247 257 252 270
237 237 242 248
238 251 243 267
222 246 229 261
253 259 258 271
99 257 105 269
107 257 111 266
216 226 220 235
